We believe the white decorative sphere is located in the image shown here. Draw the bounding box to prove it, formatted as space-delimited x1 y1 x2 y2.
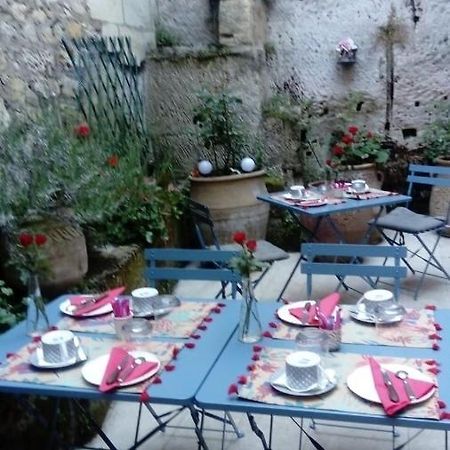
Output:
240 157 256 172
198 160 213 175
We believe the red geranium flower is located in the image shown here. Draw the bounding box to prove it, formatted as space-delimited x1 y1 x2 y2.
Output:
34 234 47 246
74 122 90 138
246 240 257 252
332 145 344 157
233 231 246 245
19 233 33 247
341 134 353 145
348 125 359 135
106 154 119 167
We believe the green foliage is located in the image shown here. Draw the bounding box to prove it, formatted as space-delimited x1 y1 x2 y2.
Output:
193 90 259 176
156 26 180 47
422 103 450 162
0 280 18 331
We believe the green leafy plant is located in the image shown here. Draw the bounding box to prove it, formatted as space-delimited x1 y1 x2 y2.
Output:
422 103 450 162
156 25 180 47
192 90 258 176
327 125 389 168
0 279 19 331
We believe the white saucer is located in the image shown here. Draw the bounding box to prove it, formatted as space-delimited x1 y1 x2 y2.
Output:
81 351 160 387
349 309 404 325
59 298 113 317
346 188 371 195
271 369 337 397
347 363 435 405
133 295 181 318
30 337 87 369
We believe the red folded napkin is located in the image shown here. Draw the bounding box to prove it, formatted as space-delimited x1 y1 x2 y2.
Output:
289 302 318 325
99 347 159 393
289 293 340 325
368 357 436 416
69 287 125 316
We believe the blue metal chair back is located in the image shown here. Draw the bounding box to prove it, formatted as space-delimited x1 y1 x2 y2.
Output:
144 248 241 299
301 243 407 301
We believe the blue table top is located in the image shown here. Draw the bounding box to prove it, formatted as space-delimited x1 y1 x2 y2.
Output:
196 302 450 431
0 296 239 405
257 192 412 217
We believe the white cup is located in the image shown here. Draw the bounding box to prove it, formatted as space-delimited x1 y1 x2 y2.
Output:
285 351 323 392
290 185 306 198
41 330 77 364
131 287 159 314
351 179 368 192
358 289 394 314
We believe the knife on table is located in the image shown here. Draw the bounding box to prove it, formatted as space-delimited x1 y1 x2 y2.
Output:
73 292 110 314
106 354 132 385
380 368 399 403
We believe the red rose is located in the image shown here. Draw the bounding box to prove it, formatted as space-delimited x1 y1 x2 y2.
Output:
246 240 257 252
106 154 119 167
74 122 90 138
348 125 359 135
233 231 246 244
19 233 33 247
341 134 353 145
332 145 344 157
34 234 47 246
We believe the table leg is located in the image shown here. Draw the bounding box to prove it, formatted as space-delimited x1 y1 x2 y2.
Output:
188 404 210 450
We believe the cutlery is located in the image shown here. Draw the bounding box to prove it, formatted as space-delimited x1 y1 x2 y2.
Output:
117 357 146 383
380 368 399 403
74 337 88 362
395 370 416 400
106 354 132 385
72 292 110 313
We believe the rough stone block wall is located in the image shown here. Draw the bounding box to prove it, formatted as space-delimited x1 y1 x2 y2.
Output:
0 0 97 125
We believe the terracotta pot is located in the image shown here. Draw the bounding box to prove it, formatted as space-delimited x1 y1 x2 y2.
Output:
1 214 88 296
430 157 450 237
190 170 270 244
303 163 383 244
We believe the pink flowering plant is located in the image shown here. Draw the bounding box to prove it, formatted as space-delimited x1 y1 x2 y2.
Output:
327 125 389 168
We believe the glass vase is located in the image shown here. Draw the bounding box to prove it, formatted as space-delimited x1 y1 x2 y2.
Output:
238 277 262 343
26 274 49 337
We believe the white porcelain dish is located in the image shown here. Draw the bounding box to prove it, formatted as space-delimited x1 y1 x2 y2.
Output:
30 337 87 369
59 298 112 317
271 369 337 397
277 301 318 326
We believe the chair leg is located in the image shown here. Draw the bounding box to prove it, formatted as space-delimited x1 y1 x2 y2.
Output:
277 255 302 302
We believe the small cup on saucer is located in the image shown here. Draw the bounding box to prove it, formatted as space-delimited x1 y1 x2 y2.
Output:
285 351 323 392
358 289 394 316
41 330 77 364
289 185 306 198
131 287 159 316
351 179 368 193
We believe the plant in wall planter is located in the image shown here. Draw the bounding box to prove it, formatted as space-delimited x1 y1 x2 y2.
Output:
190 90 269 244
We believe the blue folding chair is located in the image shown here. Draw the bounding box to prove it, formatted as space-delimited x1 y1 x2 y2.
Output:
142 247 243 445
144 248 241 299
301 243 407 301
371 164 450 299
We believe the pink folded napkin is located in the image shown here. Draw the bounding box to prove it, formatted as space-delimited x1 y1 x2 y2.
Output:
99 347 159 393
289 293 341 325
289 302 319 325
368 357 436 416
70 287 125 316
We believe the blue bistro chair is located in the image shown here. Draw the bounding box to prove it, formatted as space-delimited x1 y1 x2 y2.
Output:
369 163 450 300
142 247 243 444
301 243 407 301
144 247 241 299
188 199 289 295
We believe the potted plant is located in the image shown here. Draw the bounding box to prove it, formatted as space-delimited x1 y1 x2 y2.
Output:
189 90 269 243
422 104 450 232
306 125 390 244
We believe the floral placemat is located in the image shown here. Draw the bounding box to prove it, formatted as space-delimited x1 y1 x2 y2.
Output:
56 301 222 339
236 347 440 420
266 305 439 349
0 335 183 394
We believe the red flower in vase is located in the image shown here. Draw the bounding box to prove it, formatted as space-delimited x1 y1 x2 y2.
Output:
13 232 50 278
232 231 246 245
19 233 33 247
230 232 264 278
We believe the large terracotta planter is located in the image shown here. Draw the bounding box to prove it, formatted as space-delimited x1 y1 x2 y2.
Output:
303 163 383 244
430 156 450 237
1 214 88 296
190 170 270 244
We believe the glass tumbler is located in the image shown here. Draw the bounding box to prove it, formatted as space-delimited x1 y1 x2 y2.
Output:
295 328 330 365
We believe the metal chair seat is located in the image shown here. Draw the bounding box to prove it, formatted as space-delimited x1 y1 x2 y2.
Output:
370 207 446 233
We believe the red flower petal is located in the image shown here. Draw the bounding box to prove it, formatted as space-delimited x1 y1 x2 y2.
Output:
74 122 90 138
426 304 437 310
19 233 33 247
232 231 246 245
348 125 359 135
34 234 47 246
140 391 150 402
246 240 257 252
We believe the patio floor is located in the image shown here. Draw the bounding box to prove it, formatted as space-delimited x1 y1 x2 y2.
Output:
84 232 450 450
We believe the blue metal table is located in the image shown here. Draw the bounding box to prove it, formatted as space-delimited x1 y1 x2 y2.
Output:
0 296 239 449
257 192 412 300
196 302 450 448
